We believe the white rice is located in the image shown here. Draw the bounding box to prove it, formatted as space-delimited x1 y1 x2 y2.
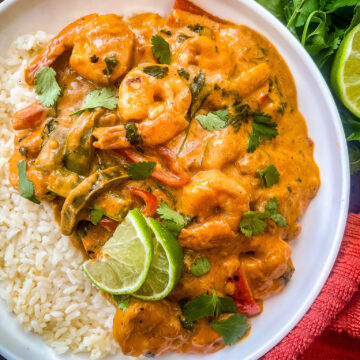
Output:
0 32 119 359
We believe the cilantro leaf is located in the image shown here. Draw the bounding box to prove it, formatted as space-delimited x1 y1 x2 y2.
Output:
210 314 249 346
196 109 228 131
239 211 268 237
189 70 210 118
124 122 143 150
183 290 237 323
229 103 252 133
239 197 287 237
143 65 169 79
127 161 156 180
112 294 130 311
188 24 204 34
90 205 105 225
103 55 119 76
256 164 280 188
157 201 186 234
177 33 191 43
190 257 211 277
34 67 61 107
70 88 118 116
151 35 172 64
247 112 278 153
177 68 190 80
17 160 40 204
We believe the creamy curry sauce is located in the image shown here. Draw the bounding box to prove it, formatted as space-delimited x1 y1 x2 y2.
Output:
8 0 320 356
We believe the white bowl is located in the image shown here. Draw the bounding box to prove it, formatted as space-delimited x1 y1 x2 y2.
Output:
0 0 350 359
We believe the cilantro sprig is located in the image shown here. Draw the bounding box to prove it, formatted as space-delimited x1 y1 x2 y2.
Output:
210 313 249 346
157 201 187 235
127 161 156 180
17 160 40 204
190 257 211 277
240 197 287 237
34 67 61 107
183 290 237 323
256 164 280 188
196 109 228 131
103 55 119 76
143 65 169 79
112 294 130 311
151 35 172 64
90 205 105 225
70 88 118 116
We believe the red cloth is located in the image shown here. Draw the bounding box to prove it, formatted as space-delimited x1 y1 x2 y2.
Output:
264 213 360 360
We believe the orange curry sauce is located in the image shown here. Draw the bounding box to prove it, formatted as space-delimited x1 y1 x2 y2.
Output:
8 0 320 356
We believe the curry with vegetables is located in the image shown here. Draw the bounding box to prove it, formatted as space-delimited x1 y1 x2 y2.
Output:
8 0 320 356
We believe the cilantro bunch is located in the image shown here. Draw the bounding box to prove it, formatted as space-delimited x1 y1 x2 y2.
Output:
256 0 360 174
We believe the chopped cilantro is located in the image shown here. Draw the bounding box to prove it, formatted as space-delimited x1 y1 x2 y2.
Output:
127 161 156 180
17 160 40 204
177 33 191 43
90 55 99 63
188 24 204 34
177 68 190 80
34 67 61 107
157 201 186 235
112 294 130 311
151 35 172 64
189 70 210 118
160 29 172 36
124 122 143 150
210 313 248 345
229 103 252 133
183 290 237 323
247 112 279 152
190 257 211 277
256 164 280 188
103 55 119 76
239 197 287 237
70 88 118 116
90 205 105 225
143 65 169 79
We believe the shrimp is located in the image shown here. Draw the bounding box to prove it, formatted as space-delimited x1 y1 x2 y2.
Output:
240 233 292 299
93 64 191 148
25 14 134 85
178 170 249 250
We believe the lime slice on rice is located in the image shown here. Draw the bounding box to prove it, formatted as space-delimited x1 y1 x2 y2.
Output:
331 23 360 117
133 218 183 301
81 209 153 294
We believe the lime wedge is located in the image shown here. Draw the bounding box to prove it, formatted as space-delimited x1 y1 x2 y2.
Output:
331 24 360 117
133 218 183 301
81 209 153 294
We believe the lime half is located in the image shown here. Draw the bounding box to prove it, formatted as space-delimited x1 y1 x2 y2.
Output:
81 209 153 294
331 23 360 117
133 218 183 301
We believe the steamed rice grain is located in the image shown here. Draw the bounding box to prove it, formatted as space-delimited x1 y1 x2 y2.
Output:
0 32 119 359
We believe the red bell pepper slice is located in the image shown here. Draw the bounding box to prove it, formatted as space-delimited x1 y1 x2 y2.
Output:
231 269 262 317
128 187 159 217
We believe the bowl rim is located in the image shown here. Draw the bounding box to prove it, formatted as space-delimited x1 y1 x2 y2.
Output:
0 0 350 359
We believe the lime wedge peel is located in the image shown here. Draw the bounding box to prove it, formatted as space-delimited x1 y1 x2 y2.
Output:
331 24 360 117
133 218 184 301
81 209 153 295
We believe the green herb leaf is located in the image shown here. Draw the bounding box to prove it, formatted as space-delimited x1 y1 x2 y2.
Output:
177 33 191 43
256 164 280 188
183 290 237 323
143 65 169 79
90 205 105 225
239 197 287 237
34 67 61 107
124 122 143 150
196 109 229 131
189 70 211 118
190 257 211 277
17 160 40 204
177 68 190 80
112 294 130 311
151 35 172 64
103 55 119 76
349 142 360 175
160 29 172 36
157 201 186 234
229 103 252 133
188 24 204 34
70 88 118 116
127 161 156 180
210 314 248 346
247 112 278 153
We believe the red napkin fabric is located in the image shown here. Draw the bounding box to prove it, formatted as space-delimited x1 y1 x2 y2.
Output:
264 213 360 360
